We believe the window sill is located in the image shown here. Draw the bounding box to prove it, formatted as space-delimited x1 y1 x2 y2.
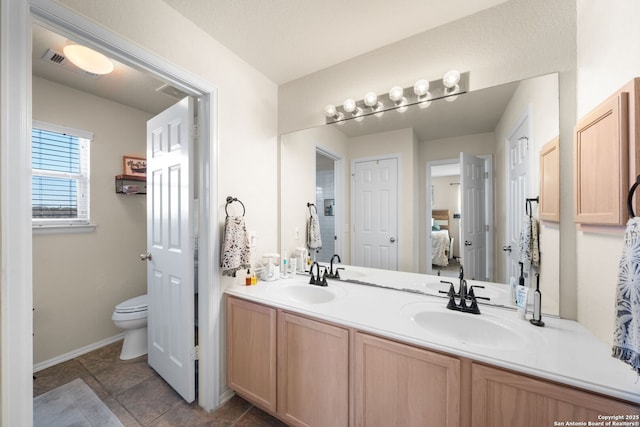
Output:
32 223 96 235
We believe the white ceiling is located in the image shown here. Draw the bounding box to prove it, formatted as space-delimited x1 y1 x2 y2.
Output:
162 0 508 84
32 1 507 115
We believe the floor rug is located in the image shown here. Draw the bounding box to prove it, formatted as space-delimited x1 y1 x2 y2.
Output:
34 378 123 427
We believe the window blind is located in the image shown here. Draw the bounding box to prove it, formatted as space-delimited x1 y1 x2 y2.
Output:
31 122 91 225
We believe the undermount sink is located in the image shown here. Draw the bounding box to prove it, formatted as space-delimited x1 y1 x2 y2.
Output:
269 283 345 304
403 303 529 350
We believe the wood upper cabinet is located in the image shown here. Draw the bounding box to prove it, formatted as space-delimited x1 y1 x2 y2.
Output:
471 363 640 427
277 311 349 427
540 136 560 222
354 332 461 427
226 296 277 413
574 81 637 225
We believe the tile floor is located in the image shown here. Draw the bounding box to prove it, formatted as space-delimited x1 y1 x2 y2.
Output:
33 340 287 426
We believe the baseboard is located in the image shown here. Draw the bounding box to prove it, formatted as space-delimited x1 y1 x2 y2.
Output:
33 333 125 373
218 388 235 408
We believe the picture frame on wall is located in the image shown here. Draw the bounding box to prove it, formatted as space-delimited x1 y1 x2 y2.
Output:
123 156 146 177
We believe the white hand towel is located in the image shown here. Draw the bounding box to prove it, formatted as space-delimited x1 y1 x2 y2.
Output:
220 215 251 277
612 217 640 374
307 211 322 250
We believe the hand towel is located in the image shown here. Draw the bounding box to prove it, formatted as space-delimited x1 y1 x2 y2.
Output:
307 211 322 250
612 217 640 374
518 215 540 269
220 215 251 277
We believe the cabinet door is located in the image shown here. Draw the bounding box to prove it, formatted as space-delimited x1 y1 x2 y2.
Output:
278 312 349 427
226 296 277 413
355 332 461 427
540 136 560 222
574 91 629 224
472 363 640 427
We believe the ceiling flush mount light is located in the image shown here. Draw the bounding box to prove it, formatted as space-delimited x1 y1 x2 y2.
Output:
63 44 114 75
322 71 468 123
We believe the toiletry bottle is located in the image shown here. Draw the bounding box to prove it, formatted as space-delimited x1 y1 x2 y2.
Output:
530 273 544 327
282 250 288 278
245 269 252 286
251 270 257 285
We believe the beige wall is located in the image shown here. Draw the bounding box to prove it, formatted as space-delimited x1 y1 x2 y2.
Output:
575 0 640 344
32 77 149 364
279 0 577 318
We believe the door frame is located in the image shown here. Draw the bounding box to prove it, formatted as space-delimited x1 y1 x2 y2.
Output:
350 154 400 269
314 146 344 260
426 156 493 278
1 0 220 423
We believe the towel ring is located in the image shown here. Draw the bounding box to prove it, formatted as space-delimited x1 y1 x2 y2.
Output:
627 176 640 218
307 202 317 215
225 196 245 217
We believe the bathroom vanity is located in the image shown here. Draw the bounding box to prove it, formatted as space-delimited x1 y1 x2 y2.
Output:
225 271 640 427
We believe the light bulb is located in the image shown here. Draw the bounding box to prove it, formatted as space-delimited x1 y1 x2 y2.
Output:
443 70 461 88
364 92 378 108
413 79 430 97
343 99 357 113
389 86 404 103
324 104 337 118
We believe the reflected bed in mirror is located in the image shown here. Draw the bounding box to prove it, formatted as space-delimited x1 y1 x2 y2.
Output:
281 73 560 315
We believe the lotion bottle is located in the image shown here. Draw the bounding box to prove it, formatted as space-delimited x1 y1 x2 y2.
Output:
530 273 545 327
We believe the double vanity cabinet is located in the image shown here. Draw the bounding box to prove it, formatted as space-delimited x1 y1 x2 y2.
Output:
226 289 639 427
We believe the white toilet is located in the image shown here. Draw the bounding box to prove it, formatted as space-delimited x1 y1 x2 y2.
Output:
111 294 148 360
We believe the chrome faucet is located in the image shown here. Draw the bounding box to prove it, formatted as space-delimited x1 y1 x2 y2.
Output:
309 261 328 287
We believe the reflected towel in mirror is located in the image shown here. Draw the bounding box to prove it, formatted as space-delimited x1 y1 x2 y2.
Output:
518 215 540 269
307 211 322 250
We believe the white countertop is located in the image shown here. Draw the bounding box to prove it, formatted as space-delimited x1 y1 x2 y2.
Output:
225 267 640 404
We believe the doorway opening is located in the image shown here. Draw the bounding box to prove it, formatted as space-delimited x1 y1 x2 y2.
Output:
314 147 343 263
2 2 220 423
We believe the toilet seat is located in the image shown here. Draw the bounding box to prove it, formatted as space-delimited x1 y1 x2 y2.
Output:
115 295 148 314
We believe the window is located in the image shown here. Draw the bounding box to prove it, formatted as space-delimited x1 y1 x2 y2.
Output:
32 121 93 230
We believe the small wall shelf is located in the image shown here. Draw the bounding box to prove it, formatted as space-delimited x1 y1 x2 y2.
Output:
115 174 146 195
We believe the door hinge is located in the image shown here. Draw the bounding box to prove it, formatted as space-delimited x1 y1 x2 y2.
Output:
484 171 489 179
192 124 200 139
191 345 199 361
486 224 490 232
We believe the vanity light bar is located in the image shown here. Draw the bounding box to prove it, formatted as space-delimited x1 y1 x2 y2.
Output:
324 71 469 124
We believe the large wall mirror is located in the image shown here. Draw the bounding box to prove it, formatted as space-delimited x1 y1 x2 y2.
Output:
280 73 560 315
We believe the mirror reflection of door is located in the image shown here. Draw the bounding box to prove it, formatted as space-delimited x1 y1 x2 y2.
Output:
506 116 530 283
460 152 487 281
352 156 398 270
315 150 336 263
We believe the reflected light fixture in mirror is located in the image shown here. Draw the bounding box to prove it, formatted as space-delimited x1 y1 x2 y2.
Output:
323 70 468 124
63 44 114 75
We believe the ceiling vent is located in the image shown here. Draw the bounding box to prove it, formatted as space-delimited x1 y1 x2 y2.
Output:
41 48 102 79
156 83 188 100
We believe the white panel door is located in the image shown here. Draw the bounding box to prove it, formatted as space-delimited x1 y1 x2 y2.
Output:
352 158 398 270
146 97 195 402
460 153 486 281
506 119 529 284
